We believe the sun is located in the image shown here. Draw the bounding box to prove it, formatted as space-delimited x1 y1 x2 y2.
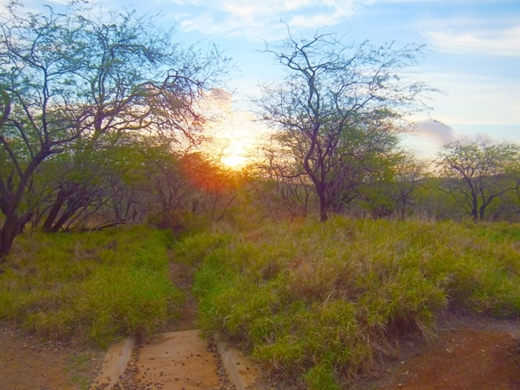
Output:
220 141 249 169
202 89 270 170
221 153 247 169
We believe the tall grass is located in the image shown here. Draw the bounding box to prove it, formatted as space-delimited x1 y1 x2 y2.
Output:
0 226 183 347
176 217 520 389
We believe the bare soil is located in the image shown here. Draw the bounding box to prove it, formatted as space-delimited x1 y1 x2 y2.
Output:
370 315 520 390
3 315 519 390
0 322 103 390
382 328 520 390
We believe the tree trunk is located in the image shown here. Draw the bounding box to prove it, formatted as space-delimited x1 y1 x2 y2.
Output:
471 199 479 221
49 207 77 232
0 221 17 262
0 212 32 262
42 190 67 231
317 186 328 222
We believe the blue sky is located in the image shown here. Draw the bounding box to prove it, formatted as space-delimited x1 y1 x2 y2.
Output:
3 0 520 160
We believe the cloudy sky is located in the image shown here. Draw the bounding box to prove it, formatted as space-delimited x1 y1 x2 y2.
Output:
3 0 520 160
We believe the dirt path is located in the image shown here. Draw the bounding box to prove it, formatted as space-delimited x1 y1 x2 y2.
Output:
0 323 103 390
105 331 240 390
2 317 519 390
372 316 520 390
384 328 520 390
89 261 243 390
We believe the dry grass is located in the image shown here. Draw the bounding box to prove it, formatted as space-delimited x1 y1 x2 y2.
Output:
176 217 520 389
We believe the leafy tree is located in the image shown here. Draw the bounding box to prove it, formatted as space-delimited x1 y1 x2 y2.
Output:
256 137 314 219
327 123 399 215
0 2 227 260
412 177 462 221
142 140 197 228
392 152 428 219
180 152 239 220
437 141 520 221
257 31 430 221
33 133 152 232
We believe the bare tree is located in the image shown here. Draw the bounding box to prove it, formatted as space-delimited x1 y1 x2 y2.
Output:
393 152 428 219
257 30 430 221
255 138 314 219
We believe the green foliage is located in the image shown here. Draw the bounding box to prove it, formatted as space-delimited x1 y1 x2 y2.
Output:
437 141 520 221
179 217 520 388
0 2 228 259
0 226 182 347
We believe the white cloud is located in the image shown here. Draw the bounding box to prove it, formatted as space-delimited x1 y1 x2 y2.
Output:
426 25 520 56
370 0 517 3
288 9 351 29
0 0 72 13
414 120 457 146
177 0 361 40
414 119 494 146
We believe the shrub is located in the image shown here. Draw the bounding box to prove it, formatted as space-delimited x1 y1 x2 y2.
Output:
182 217 520 388
0 226 183 347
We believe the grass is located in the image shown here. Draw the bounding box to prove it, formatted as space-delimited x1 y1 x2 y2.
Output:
66 351 102 390
2 217 519 388
0 226 183 347
175 217 520 389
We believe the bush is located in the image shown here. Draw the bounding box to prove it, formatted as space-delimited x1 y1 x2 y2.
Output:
179 217 520 388
0 226 183 347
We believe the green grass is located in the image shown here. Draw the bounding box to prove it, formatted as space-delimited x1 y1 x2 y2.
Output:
65 351 102 390
175 217 520 389
0 226 183 347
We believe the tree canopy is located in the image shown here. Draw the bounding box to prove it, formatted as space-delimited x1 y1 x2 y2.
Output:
437 141 520 221
257 31 431 221
0 2 228 259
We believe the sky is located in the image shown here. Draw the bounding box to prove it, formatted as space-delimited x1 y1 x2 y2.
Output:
2 0 520 164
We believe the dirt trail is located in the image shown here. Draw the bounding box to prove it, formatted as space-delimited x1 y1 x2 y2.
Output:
90 261 250 390
2 317 520 390
0 323 103 390
90 330 231 390
373 317 520 390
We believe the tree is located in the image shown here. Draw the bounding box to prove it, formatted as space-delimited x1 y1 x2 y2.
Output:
255 136 314 219
437 141 520 221
257 30 430 221
32 133 153 232
180 152 239 220
0 2 227 260
392 152 427 219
